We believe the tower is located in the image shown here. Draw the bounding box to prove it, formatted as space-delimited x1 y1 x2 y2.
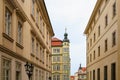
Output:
62 28 70 80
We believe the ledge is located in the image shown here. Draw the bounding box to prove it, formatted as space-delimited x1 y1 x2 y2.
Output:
16 42 24 49
2 33 14 43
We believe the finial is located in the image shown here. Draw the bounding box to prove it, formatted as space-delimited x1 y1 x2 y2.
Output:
65 27 67 33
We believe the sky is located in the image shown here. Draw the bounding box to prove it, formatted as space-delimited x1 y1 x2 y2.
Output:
44 0 97 75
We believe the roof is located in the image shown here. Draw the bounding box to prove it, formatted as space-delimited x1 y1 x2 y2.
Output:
70 76 75 80
51 37 63 46
78 67 86 73
81 67 86 72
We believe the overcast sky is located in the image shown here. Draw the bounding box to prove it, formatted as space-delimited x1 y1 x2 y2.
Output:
44 0 97 75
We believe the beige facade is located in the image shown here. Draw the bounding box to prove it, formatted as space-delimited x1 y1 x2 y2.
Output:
0 0 54 80
84 0 120 80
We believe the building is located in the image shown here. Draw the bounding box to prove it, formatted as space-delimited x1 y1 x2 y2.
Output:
70 76 75 80
51 30 70 80
74 72 78 80
0 0 54 80
78 64 86 80
74 64 86 80
84 0 120 80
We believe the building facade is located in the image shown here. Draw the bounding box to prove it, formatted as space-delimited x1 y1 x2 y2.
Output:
74 72 78 80
51 31 70 80
0 0 54 80
84 0 120 80
78 64 86 80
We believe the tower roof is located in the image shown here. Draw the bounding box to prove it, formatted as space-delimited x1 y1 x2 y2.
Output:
63 28 69 42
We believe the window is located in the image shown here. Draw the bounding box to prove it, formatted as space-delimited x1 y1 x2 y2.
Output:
98 46 100 57
31 0 35 16
98 26 100 36
105 15 108 27
87 56 89 64
111 63 116 80
53 56 60 62
98 9 101 15
53 74 60 80
90 71 92 80
53 75 56 80
63 75 68 80
87 43 89 50
42 48 44 62
35 69 38 80
16 62 21 80
57 75 60 80
90 39 92 46
105 39 108 52
46 72 48 80
112 31 116 46
53 64 60 71
53 48 60 53
36 9 39 24
2 58 11 80
63 48 69 52
42 70 44 80
63 65 68 70
113 2 116 17
17 22 22 44
97 68 100 80
39 70 41 80
41 22 45 35
40 16 42 28
36 43 38 56
31 37 34 53
104 66 108 80
5 7 12 36
94 33 96 42
90 54 92 62
93 50 95 60
93 70 95 80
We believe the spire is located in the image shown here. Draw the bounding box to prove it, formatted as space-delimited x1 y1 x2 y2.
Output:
63 28 69 42
79 64 82 70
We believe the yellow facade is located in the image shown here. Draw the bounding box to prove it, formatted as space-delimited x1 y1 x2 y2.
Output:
0 0 54 80
52 32 70 80
84 0 120 80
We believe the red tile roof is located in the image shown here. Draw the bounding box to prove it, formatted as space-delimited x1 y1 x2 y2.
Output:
70 76 75 80
51 37 63 46
82 67 86 72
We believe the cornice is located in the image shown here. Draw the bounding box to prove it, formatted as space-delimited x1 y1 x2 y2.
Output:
84 0 102 34
37 0 54 36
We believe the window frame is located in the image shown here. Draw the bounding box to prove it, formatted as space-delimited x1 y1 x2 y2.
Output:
5 7 12 36
2 58 11 80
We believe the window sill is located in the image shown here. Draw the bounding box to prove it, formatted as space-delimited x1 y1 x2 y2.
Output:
36 23 39 29
31 53 35 57
16 42 24 49
36 56 39 60
31 14 35 22
2 33 14 42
